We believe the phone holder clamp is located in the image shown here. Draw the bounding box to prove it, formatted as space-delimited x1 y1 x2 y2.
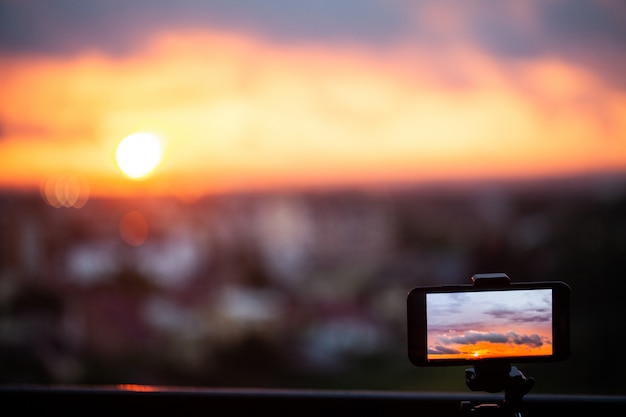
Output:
461 273 535 417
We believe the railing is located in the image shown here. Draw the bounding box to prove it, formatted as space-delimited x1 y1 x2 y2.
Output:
2 385 625 417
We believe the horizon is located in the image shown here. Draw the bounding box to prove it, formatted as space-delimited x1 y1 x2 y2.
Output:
4 167 626 212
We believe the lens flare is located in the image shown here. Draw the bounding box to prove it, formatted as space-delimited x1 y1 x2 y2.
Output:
40 173 90 208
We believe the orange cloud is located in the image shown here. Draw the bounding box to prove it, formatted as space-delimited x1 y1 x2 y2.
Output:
1 30 625 198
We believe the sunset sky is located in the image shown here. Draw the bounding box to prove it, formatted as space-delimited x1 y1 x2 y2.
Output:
1 1 625 199
426 289 553 360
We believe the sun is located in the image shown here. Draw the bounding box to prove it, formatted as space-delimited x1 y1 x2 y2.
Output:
115 132 163 179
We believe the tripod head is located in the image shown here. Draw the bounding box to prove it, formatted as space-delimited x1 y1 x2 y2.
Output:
461 275 535 417
462 360 535 416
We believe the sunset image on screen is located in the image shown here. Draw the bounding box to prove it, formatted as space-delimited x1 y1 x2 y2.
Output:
426 289 553 361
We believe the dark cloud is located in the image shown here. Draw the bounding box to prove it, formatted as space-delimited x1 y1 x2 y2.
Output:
542 0 626 44
444 331 508 345
409 1 626 89
428 345 461 355
439 330 547 348
505 332 547 348
438 1 626 60
1 1 624 88
0 0 409 56
486 307 551 323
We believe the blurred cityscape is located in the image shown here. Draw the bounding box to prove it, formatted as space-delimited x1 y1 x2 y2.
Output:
1 172 626 394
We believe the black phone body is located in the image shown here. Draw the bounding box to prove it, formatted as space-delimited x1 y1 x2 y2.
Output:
407 279 571 367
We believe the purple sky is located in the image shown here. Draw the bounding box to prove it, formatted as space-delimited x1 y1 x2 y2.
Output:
1 1 625 89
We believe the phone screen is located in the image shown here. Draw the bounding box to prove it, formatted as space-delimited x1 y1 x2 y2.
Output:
407 280 570 366
426 288 553 361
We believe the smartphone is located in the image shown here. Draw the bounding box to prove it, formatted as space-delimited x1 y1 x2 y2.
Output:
407 278 571 366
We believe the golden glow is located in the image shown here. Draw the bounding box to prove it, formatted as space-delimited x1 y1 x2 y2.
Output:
432 341 553 361
117 384 158 392
0 31 625 198
115 132 163 179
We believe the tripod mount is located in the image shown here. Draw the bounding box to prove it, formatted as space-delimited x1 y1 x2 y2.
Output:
460 274 535 417
461 360 534 416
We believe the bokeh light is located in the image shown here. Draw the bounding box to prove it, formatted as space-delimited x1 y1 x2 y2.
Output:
40 173 90 208
119 210 149 246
